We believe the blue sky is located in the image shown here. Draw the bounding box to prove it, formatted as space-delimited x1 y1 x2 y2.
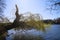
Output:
3 0 60 21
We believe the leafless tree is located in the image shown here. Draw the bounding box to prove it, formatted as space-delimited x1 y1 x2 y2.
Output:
0 0 6 23
47 0 60 14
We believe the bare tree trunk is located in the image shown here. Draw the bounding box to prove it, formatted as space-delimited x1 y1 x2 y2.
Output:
0 5 33 40
12 5 21 27
0 5 21 39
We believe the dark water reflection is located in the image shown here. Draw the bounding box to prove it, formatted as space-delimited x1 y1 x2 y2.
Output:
6 24 60 40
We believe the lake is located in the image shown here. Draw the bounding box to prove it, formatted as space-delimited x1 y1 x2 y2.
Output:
6 24 60 40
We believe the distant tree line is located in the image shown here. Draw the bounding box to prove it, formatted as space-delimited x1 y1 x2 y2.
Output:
43 18 60 24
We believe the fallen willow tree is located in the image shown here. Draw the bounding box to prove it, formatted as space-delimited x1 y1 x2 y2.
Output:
0 4 45 40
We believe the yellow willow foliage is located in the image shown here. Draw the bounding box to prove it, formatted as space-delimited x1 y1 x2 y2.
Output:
26 20 45 31
19 13 46 31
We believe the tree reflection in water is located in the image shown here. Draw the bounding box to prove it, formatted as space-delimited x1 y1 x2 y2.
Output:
7 29 45 40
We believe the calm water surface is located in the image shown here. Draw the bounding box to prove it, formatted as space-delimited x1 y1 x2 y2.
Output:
6 24 60 40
